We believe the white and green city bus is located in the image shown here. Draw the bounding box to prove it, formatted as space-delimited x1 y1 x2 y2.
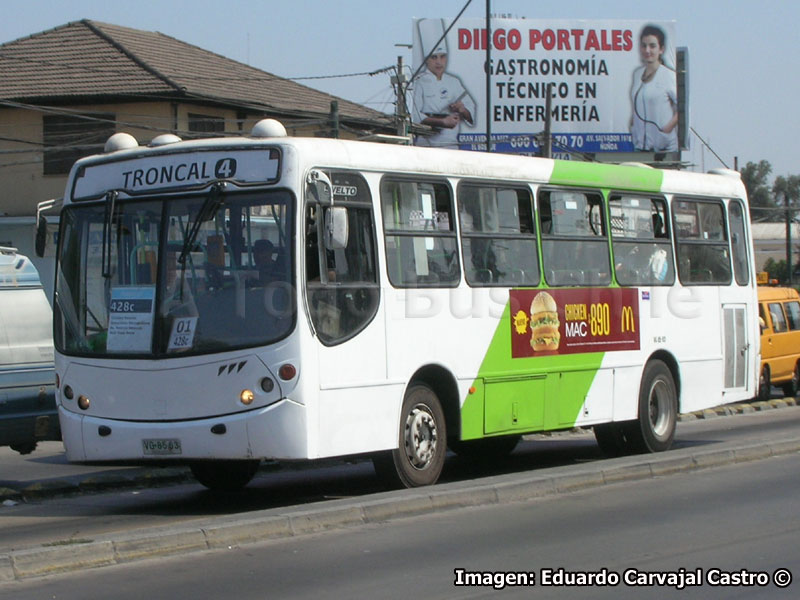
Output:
48 119 757 490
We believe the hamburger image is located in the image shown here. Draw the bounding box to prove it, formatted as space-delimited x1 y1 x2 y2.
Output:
530 291 560 351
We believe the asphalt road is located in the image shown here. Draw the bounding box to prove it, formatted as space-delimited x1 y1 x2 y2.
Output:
2 431 798 599
0 401 798 588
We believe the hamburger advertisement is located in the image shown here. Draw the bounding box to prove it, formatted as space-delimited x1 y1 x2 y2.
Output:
510 288 640 358
529 291 561 352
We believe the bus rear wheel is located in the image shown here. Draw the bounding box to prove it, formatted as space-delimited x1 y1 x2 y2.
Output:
190 459 261 491
626 360 677 453
373 383 447 488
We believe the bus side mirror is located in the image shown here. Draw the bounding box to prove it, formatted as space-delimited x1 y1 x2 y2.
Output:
306 170 333 206
35 215 48 258
324 206 349 250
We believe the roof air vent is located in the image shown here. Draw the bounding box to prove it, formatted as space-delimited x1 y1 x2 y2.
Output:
149 134 183 147
104 133 139 153
251 119 287 138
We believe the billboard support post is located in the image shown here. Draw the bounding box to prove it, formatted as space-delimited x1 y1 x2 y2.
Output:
485 0 492 152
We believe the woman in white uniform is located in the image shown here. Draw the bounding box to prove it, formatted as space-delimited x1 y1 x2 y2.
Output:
630 25 678 152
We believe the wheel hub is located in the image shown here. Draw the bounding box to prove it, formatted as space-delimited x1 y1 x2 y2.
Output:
648 379 671 439
404 404 438 470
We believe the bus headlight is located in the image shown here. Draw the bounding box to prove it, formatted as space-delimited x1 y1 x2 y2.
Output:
77 395 90 410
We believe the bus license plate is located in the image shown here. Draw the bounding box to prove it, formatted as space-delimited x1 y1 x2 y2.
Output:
142 438 182 455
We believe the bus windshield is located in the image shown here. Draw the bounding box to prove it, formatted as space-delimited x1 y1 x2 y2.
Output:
55 189 294 357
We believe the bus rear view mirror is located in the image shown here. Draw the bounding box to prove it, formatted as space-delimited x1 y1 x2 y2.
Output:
324 206 349 250
35 215 48 258
306 170 333 206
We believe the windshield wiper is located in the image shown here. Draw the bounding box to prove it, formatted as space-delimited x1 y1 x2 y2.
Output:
101 190 118 279
178 182 224 266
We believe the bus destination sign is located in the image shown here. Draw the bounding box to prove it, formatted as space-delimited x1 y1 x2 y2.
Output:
72 149 281 200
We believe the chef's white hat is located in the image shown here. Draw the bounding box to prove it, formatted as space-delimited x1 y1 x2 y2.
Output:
418 18 447 56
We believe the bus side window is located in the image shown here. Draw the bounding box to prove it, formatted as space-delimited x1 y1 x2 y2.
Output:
539 189 610 287
380 178 460 288
457 183 540 287
610 195 674 286
673 199 732 285
306 171 380 345
728 200 750 286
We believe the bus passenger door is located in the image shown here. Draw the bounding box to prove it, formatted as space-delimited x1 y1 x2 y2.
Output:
304 173 388 456
722 304 749 390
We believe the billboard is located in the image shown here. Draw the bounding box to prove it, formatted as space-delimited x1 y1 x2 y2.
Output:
411 18 683 158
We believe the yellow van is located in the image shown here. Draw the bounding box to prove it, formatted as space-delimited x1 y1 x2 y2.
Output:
758 286 800 400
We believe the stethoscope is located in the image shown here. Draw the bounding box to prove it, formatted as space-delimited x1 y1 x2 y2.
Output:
633 77 663 150
633 65 675 148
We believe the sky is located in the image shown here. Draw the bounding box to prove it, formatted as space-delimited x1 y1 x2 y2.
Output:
2 0 798 181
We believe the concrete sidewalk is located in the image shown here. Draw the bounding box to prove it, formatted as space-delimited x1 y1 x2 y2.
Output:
1 397 798 582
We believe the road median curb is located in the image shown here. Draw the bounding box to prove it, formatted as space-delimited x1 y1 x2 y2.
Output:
2 434 799 583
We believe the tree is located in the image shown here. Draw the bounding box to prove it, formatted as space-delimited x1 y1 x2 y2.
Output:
741 160 774 221
763 257 788 283
773 175 800 209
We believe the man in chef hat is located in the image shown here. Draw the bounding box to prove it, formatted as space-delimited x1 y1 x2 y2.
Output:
413 18 476 149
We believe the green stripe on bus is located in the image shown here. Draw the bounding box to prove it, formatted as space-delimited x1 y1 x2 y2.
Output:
549 160 664 192
461 302 604 440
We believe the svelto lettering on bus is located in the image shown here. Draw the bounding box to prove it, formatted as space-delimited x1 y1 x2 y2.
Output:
509 287 640 358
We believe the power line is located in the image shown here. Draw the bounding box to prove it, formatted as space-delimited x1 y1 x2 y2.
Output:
690 126 729 170
0 50 393 85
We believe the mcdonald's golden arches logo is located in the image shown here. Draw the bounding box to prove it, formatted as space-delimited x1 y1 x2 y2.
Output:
621 305 636 333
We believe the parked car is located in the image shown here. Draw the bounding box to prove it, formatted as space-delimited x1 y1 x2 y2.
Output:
757 285 800 401
0 247 59 454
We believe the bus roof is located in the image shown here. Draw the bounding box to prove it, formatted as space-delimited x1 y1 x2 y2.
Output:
65 119 748 202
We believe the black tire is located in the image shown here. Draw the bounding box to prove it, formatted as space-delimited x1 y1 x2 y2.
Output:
593 423 630 457
10 442 37 455
449 435 520 460
190 459 261 491
373 383 447 488
758 366 771 401
781 363 799 397
625 360 677 453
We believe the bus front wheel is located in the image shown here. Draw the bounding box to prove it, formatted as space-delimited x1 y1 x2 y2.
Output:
190 459 261 491
626 360 677 453
373 383 447 488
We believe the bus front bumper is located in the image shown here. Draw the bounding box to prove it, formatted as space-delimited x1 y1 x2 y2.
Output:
58 398 309 463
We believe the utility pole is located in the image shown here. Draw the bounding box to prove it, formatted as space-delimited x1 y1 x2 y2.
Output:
393 56 409 137
787 204 793 286
542 83 553 158
485 0 492 152
329 101 339 138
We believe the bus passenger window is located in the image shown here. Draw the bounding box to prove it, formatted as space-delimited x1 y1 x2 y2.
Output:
674 199 732 285
458 184 539 287
380 179 460 288
538 189 610 287
610 195 674 286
